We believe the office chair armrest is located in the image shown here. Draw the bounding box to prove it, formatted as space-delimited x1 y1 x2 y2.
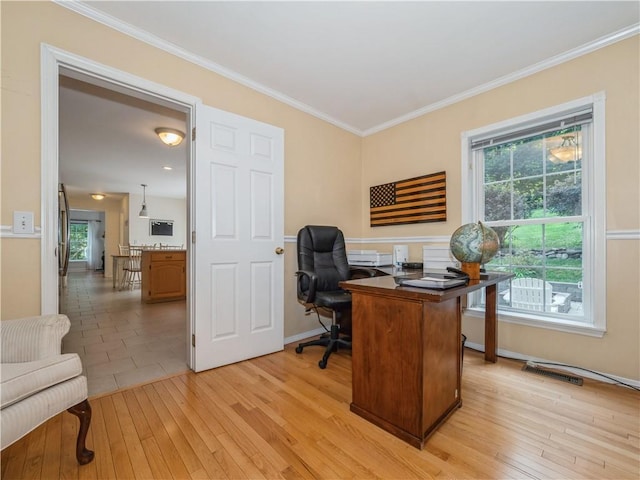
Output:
349 266 377 279
296 269 318 304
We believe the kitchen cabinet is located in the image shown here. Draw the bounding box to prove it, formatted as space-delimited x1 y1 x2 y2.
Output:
141 250 186 303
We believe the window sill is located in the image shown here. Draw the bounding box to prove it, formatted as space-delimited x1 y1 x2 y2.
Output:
464 307 606 338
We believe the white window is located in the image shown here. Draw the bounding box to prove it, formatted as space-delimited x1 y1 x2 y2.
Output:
461 94 606 336
69 221 89 261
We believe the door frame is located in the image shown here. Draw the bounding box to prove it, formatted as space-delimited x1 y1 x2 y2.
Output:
41 44 199 368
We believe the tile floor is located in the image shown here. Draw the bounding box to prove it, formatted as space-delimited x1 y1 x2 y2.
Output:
60 271 188 397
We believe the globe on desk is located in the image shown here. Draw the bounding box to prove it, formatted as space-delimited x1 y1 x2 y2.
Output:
449 222 499 279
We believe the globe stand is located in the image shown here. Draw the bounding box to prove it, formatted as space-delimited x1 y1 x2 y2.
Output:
460 262 481 279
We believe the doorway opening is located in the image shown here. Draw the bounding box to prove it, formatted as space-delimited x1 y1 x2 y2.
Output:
43 45 197 395
43 44 286 381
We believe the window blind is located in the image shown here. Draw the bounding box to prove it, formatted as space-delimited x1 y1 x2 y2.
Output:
471 109 592 150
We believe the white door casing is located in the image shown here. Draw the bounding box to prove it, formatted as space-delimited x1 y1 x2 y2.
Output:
193 105 284 372
41 44 197 317
42 46 285 373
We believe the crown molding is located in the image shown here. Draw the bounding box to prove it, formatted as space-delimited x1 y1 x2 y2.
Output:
362 23 640 136
54 0 362 137
54 2 638 138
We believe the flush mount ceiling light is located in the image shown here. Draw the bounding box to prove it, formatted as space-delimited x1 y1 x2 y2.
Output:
90 193 105 200
549 135 582 163
155 127 185 147
139 184 149 218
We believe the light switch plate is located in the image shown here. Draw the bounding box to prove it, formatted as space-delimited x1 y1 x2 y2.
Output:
13 211 34 234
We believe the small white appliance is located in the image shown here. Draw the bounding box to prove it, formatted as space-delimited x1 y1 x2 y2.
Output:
393 245 409 267
347 250 393 267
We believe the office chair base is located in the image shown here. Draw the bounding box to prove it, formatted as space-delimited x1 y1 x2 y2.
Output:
295 324 350 369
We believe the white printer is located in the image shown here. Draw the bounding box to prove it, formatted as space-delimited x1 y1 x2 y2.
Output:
347 250 393 267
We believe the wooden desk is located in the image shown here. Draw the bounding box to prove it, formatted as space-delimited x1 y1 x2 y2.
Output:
340 273 511 449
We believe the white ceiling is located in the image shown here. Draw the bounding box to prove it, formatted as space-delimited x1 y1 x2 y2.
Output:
60 76 188 200
59 1 639 200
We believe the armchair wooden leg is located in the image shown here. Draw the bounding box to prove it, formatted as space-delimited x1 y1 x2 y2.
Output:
67 399 95 465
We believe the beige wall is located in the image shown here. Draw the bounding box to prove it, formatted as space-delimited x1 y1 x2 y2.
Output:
0 2 362 323
361 38 640 380
1 2 638 379
65 193 123 280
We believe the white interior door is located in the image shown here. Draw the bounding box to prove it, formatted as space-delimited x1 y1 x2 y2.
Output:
193 104 284 372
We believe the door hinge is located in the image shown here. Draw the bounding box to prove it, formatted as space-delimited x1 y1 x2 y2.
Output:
192 334 196 347
192 127 196 141
191 231 196 244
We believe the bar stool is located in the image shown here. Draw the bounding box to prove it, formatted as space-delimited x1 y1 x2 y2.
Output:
121 246 143 290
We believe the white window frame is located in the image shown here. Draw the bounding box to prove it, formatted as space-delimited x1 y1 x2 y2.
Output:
461 93 606 337
69 221 89 262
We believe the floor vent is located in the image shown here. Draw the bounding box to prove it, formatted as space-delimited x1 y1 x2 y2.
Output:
521 364 584 385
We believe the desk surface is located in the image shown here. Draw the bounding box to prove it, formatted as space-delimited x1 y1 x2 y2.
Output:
342 271 509 301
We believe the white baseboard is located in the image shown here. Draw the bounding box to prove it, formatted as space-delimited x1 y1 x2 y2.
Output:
284 327 327 346
465 340 639 389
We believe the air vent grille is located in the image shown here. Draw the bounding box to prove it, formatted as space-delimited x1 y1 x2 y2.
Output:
522 364 584 386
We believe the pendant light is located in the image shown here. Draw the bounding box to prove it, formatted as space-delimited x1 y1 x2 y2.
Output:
139 184 149 218
549 133 582 163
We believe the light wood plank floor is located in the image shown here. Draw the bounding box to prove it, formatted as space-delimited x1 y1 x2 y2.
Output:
2 345 638 479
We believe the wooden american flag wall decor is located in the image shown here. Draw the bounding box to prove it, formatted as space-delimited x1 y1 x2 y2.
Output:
370 171 447 227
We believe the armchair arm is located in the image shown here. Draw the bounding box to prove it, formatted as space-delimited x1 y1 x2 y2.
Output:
296 269 318 304
1 314 70 363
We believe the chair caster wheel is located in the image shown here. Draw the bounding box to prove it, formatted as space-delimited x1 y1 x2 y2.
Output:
295 346 303 354
318 360 327 369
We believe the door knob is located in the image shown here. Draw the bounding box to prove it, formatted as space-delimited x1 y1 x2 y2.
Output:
275 247 284 255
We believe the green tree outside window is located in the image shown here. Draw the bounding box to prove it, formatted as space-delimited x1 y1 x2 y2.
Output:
69 222 88 261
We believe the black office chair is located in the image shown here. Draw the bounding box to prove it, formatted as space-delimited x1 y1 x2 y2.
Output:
294 225 374 369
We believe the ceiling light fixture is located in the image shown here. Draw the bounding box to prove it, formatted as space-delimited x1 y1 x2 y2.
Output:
139 184 149 218
91 193 105 200
549 135 582 163
155 127 185 147
162 165 173 171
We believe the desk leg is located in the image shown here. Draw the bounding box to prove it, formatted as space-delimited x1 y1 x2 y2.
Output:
484 283 497 363
113 257 117 289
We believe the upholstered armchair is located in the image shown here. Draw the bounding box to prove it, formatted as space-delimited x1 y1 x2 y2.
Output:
1 314 94 465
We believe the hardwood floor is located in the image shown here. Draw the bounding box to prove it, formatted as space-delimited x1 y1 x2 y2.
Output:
2 345 638 479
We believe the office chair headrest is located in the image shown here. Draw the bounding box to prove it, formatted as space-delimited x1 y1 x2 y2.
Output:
303 225 342 252
297 225 350 289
